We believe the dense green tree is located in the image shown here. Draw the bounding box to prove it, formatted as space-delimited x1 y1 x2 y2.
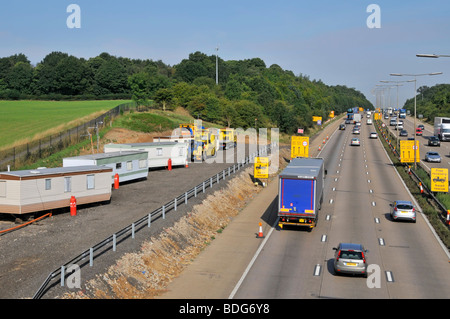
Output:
0 50 375 134
53 55 91 95
128 72 152 105
5 61 34 94
153 88 173 111
94 58 129 94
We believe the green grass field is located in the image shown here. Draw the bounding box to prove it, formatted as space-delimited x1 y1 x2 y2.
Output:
0 100 131 149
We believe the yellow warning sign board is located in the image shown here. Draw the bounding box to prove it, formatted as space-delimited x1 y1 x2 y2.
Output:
431 168 448 193
312 116 322 123
291 136 309 158
400 140 420 163
254 157 269 179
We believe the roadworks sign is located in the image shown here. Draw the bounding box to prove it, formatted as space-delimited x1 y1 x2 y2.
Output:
431 168 448 193
400 140 420 163
254 157 269 179
291 136 309 158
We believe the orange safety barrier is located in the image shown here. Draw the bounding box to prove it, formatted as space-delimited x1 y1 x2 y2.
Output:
0 212 52 235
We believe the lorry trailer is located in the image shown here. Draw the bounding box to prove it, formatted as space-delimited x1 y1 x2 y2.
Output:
278 157 325 230
434 117 450 141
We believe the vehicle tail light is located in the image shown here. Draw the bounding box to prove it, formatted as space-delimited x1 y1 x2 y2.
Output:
336 251 341 261
412 208 415 212
361 252 366 263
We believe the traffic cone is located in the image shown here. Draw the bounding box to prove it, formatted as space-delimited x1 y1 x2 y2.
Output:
419 182 424 194
446 210 450 225
257 222 264 238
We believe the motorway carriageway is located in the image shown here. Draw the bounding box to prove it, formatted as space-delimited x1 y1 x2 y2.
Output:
163 117 450 299
233 119 450 298
383 115 450 173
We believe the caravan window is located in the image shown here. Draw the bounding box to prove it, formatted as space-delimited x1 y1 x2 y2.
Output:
139 159 147 169
45 179 51 190
179 147 184 156
116 163 122 169
64 177 72 192
126 161 133 171
87 174 95 190
156 148 163 156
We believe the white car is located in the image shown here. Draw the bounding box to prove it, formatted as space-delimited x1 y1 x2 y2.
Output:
351 138 360 146
367 119 372 125
370 132 377 139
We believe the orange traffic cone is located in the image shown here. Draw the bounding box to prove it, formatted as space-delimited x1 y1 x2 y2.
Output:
419 182 424 194
257 222 264 238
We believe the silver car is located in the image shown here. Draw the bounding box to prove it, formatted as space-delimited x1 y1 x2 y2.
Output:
351 138 360 146
425 151 441 163
391 200 416 223
333 243 368 277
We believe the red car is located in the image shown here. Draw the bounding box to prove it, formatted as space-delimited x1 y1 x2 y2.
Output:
416 128 423 136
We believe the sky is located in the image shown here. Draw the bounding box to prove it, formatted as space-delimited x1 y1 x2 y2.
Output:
1 0 450 108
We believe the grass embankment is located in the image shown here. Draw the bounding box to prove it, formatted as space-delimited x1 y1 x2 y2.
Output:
374 120 450 249
17 108 219 170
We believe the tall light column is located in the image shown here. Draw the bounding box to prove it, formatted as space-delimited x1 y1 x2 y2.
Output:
390 72 443 168
215 46 219 85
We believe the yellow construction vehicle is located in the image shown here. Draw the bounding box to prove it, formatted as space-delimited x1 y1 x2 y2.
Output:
219 128 237 149
179 123 198 136
192 129 217 161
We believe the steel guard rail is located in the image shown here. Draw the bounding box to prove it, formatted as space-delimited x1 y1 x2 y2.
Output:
375 120 449 222
33 143 274 299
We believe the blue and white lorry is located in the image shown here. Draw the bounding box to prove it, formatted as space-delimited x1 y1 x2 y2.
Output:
278 157 325 230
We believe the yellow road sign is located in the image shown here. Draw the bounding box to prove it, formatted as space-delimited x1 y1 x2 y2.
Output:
400 140 420 163
254 157 269 179
291 136 309 158
431 168 448 193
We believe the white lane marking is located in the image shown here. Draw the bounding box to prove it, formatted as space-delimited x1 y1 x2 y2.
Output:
314 264 321 276
386 271 394 282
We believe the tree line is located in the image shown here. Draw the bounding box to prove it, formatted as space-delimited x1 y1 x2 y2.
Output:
403 84 450 123
0 51 373 133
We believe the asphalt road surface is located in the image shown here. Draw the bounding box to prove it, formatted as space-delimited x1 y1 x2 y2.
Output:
232 119 450 299
383 114 450 173
162 117 450 299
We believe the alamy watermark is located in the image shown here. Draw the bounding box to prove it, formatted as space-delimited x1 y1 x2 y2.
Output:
66 4 81 29
366 4 381 29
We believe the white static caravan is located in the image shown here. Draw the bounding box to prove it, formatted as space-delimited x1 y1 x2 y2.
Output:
0 166 112 215
104 142 188 169
63 151 148 184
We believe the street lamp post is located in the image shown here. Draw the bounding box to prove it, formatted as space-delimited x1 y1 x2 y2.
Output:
390 72 443 169
215 46 219 85
416 54 450 58
380 80 415 151
376 84 400 151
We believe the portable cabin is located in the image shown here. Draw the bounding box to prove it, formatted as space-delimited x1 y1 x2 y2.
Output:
104 142 188 169
63 151 148 184
0 166 112 215
153 135 194 160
